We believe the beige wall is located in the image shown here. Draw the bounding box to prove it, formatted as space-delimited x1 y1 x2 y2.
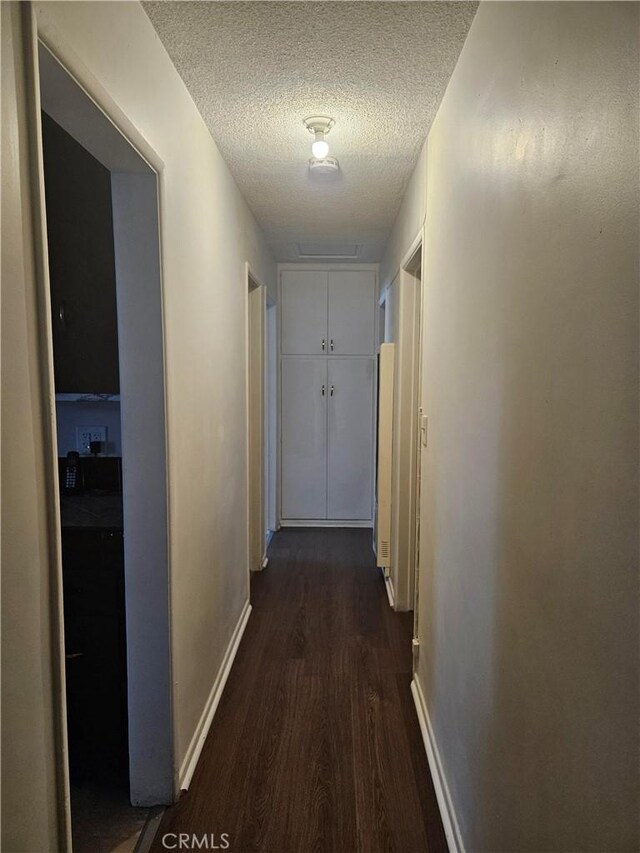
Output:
2 1 275 848
416 2 639 850
379 140 426 293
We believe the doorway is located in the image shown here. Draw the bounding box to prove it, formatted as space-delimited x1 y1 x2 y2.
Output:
266 298 278 542
36 40 173 847
389 240 423 613
247 269 266 571
403 244 424 652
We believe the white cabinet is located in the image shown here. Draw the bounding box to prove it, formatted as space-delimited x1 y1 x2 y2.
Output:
281 358 327 520
280 271 327 355
280 356 375 522
327 358 374 520
280 269 376 356
328 271 376 355
279 267 377 524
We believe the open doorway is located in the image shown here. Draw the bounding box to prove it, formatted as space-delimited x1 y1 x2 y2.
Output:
37 42 172 849
247 269 266 571
389 239 423 613
266 297 278 543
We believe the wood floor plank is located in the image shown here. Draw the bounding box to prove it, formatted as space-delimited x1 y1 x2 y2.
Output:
151 528 447 853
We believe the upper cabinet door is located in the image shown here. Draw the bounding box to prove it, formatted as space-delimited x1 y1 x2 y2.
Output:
328 271 376 355
42 113 120 394
280 271 328 355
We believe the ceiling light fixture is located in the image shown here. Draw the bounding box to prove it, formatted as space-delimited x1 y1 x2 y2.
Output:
303 115 335 159
303 115 339 173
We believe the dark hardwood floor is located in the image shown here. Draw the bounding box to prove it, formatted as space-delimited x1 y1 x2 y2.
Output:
151 528 447 853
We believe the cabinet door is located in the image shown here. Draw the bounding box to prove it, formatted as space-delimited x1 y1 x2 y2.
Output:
42 112 120 394
328 271 376 356
327 358 374 520
281 271 328 355
281 358 327 519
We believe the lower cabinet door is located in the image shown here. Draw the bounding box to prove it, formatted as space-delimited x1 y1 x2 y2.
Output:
327 358 375 520
281 358 327 519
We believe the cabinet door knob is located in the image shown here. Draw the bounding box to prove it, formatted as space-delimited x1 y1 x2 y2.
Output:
330 385 334 397
321 384 325 396
322 338 326 351
330 339 334 351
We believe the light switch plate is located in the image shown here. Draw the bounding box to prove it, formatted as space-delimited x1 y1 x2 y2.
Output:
76 425 107 454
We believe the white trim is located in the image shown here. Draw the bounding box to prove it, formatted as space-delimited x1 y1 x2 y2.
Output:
400 224 425 273
36 35 164 174
384 573 395 608
22 9 73 847
265 300 278 535
411 677 464 853
281 519 373 528
179 600 252 790
246 262 267 576
244 265 251 583
378 282 391 306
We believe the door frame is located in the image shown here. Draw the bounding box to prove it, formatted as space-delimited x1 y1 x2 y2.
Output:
245 263 267 572
25 11 174 838
390 229 424 612
400 230 425 653
265 296 278 541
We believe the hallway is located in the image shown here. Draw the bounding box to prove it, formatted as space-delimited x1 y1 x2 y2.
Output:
152 529 446 853
3 2 639 851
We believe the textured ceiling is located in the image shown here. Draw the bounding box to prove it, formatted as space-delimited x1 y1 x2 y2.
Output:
144 1 477 261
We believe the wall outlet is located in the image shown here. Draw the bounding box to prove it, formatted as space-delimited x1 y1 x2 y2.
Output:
76 425 107 454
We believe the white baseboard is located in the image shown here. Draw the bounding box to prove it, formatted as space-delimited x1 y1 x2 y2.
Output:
411 677 464 853
280 519 373 528
179 600 252 790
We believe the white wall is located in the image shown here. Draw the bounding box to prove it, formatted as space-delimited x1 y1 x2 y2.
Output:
414 2 639 850
2 0 276 846
111 172 173 804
